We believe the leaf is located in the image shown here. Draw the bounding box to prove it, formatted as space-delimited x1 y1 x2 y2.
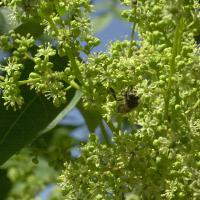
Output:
0 7 16 35
55 6 67 17
0 46 81 165
37 90 82 136
0 86 80 165
76 101 99 133
112 6 128 24
92 13 113 33
0 169 12 199
14 18 46 38
0 8 45 37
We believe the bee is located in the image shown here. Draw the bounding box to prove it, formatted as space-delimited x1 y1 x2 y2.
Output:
132 0 137 4
110 85 139 114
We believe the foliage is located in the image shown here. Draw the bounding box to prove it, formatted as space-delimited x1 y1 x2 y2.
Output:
0 0 200 199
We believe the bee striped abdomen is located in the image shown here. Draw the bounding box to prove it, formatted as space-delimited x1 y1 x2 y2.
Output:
110 86 139 114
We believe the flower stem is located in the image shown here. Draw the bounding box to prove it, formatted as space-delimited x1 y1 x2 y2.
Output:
128 4 137 58
0 78 41 87
45 15 59 35
98 118 110 146
44 14 86 91
185 100 200 117
164 25 180 120
66 52 86 88
69 80 85 93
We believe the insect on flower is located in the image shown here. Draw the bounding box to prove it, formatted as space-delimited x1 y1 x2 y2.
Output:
132 0 137 4
110 85 139 115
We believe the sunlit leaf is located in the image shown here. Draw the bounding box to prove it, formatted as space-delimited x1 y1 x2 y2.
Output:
92 13 113 32
0 7 16 35
38 90 82 136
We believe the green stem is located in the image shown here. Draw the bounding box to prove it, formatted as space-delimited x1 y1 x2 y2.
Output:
24 52 35 62
96 108 117 134
128 113 134 132
18 78 40 85
45 15 59 35
177 17 184 55
64 85 72 92
69 10 73 31
43 9 86 90
151 89 165 96
186 21 194 29
107 120 117 133
77 45 90 55
69 80 85 93
175 17 184 105
164 25 180 120
44 15 86 90
175 87 180 104
66 52 86 88
0 78 40 87
128 5 137 58
117 119 122 132
185 100 200 117
98 118 110 146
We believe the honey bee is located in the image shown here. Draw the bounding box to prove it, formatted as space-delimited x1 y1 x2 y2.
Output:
110 85 139 114
132 0 137 4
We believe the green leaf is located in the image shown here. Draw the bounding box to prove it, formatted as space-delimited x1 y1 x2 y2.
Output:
76 101 99 133
92 13 113 32
55 6 67 17
0 8 45 37
38 90 82 136
0 87 79 166
0 46 81 165
0 7 16 35
14 18 46 38
0 169 12 199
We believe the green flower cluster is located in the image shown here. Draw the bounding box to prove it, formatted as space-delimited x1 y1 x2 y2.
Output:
57 0 200 199
0 0 98 110
30 134 73 171
2 128 74 200
0 58 24 110
4 149 62 200
1 0 200 199
29 43 67 107
6 155 46 200
0 31 36 110
0 32 68 109
59 126 200 199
